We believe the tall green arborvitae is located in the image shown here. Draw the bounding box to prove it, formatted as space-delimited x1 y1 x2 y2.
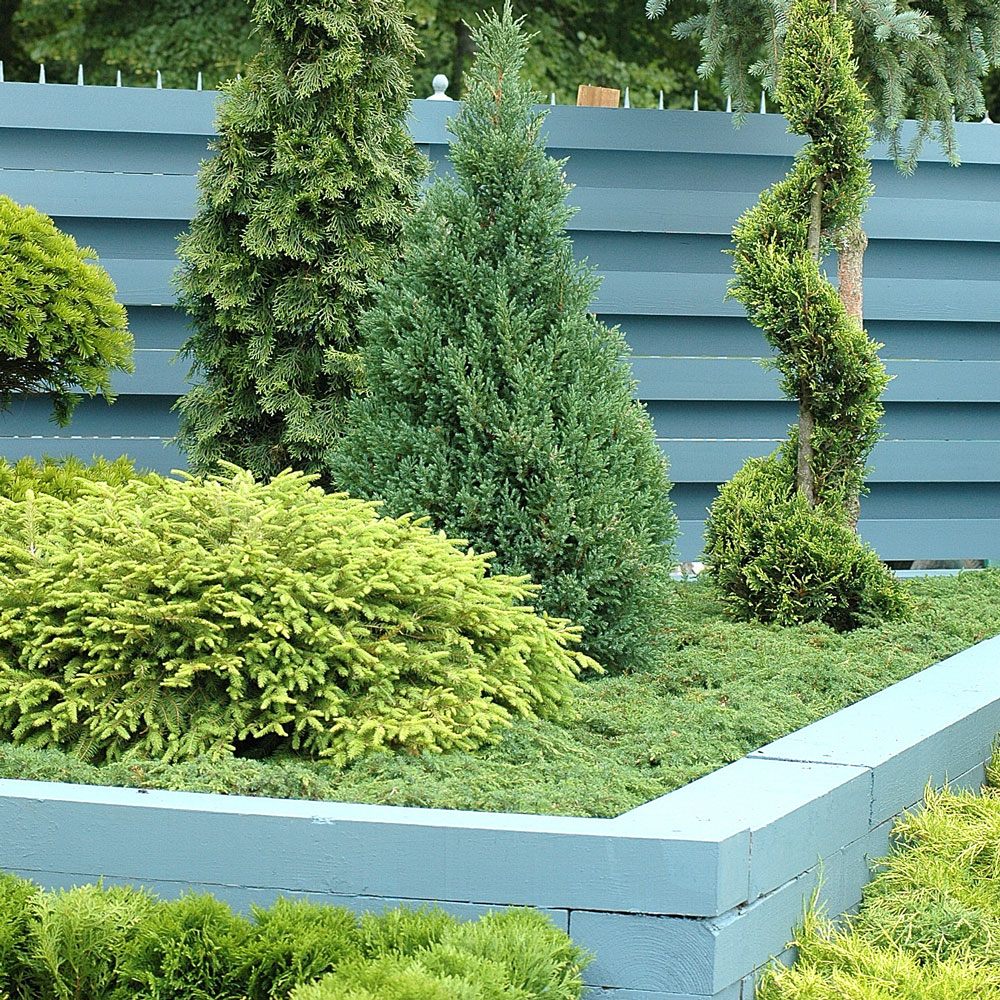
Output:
175 0 423 481
330 5 679 674
702 0 907 629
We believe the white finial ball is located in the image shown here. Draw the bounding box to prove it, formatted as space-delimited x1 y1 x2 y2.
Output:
428 73 452 100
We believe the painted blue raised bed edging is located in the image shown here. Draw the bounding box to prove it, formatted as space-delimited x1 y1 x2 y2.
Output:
2 632 999 1000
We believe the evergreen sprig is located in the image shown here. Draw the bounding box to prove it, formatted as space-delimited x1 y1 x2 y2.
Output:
0 468 591 764
175 0 424 481
647 0 1000 168
0 196 133 425
330 4 678 674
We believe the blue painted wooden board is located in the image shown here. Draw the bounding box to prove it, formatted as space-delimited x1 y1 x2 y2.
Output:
1 83 998 562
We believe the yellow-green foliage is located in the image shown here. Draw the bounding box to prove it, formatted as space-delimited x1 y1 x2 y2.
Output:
0 467 591 764
0 456 152 502
0 875 589 1000
0 196 133 425
758 772 1000 999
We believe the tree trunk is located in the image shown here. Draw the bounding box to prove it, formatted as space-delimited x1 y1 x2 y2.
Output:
798 178 823 506
451 19 475 96
836 216 867 330
836 216 868 529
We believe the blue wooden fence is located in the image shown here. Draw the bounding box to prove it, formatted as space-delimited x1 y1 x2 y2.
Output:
1 81 998 562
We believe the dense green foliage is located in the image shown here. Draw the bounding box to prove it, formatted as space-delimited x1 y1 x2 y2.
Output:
757 774 1000 998
0 196 133 425
0 877 589 1000
3 571 997 816
647 0 1000 166
0 455 151 501
703 0 905 627
4 0 715 108
0 468 589 764
331 6 678 674
175 0 423 482
704 453 908 629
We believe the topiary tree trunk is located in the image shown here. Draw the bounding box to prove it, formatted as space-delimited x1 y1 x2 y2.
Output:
174 0 424 482
329 3 679 674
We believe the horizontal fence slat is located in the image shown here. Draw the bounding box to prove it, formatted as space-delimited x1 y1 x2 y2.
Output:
0 127 213 174
676 518 1000 562
661 439 1000 484
0 168 197 219
633 358 1000 403
597 272 1000 322
0 437 183 474
570 190 1000 242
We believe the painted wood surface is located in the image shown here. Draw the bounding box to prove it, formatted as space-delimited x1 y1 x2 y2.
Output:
2 633 999 999
0 81 998 562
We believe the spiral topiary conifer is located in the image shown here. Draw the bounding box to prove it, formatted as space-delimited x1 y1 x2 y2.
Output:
703 0 907 629
0 196 133 424
175 0 424 481
329 5 678 674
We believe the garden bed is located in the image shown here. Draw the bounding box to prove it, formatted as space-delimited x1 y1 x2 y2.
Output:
4 610 1000 999
2 570 999 817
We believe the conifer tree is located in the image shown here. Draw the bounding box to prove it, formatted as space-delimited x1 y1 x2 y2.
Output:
701 0 908 628
330 5 679 674
175 0 424 481
0 196 132 424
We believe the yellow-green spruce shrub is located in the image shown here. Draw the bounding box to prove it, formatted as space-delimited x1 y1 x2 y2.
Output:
0 455 150 502
0 196 133 424
0 467 591 764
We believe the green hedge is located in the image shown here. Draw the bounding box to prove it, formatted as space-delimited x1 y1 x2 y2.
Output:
0 875 589 1000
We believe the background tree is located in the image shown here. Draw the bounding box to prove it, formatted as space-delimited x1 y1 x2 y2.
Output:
0 196 133 424
8 0 257 87
647 0 1000 163
4 0 717 107
174 0 424 481
330 5 679 674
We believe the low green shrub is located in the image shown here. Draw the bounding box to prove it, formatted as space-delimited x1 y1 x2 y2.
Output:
0 881 589 1000
242 898 362 1000
119 893 252 1000
703 452 907 631
0 456 151 502
0 467 590 764
24 882 156 1000
294 908 589 1000
0 873 38 1000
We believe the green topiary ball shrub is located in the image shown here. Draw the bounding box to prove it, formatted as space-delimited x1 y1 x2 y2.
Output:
704 451 907 631
0 455 151 502
329 6 678 675
0 196 133 424
0 467 591 764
